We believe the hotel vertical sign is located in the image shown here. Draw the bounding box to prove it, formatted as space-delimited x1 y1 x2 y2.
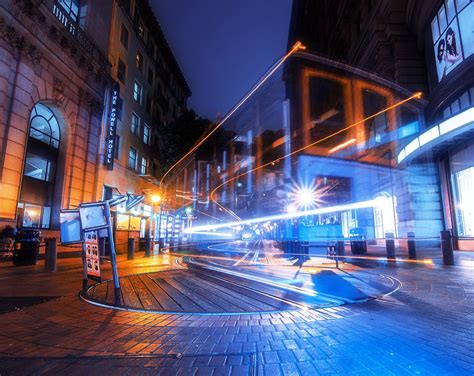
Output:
106 83 120 170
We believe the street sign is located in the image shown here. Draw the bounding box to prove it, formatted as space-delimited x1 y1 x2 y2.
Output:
105 83 120 170
59 209 82 245
79 202 108 230
83 230 101 282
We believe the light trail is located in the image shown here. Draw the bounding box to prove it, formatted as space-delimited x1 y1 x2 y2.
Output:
185 199 378 233
160 41 306 191
209 92 422 214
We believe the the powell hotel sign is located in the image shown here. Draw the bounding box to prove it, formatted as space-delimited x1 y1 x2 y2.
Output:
106 83 120 170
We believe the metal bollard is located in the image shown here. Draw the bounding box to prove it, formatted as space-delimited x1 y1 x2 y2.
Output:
385 232 396 261
440 230 454 265
407 232 417 260
44 237 57 272
145 237 152 257
127 238 135 260
336 240 345 258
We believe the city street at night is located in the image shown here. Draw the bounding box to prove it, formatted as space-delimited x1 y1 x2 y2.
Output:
1 0 474 374
0 244 473 374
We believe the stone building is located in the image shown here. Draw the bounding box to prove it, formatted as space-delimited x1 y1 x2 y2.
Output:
0 0 190 247
0 0 112 236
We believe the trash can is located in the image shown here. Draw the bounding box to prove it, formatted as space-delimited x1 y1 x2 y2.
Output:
13 229 41 266
349 228 367 255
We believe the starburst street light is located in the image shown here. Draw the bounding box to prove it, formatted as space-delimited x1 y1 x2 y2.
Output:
290 180 331 210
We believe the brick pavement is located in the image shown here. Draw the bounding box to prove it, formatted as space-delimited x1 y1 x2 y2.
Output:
0 252 473 375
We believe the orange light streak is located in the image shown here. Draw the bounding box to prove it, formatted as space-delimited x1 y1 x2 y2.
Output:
210 92 422 211
328 138 356 154
159 42 307 196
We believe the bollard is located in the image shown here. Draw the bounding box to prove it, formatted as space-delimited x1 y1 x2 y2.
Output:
127 238 135 260
407 232 417 260
385 232 396 261
44 237 57 272
336 240 345 258
440 230 454 265
145 237 152 257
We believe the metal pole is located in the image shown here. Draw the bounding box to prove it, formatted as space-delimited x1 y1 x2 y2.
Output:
104 202 122 306
407 232 416 260
44 237 57 272
386 232 396 261
127 237 135 260
145 237 152 257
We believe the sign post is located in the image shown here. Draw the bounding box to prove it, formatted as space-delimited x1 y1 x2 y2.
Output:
104 202 122 305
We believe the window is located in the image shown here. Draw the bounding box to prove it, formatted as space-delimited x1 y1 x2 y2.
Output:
140 155 148 175
117 58 126 83
131 113 140 136
137 22 145 39
143 124 150 145
120 24 129 49
29 103 60 148
136 50 143 71
18 103 60 229
128 147 137 170
147 68 154 85
431 1 474 82
24 152 55 182
309 76 346 149
59 0 86 27
133 81 142 103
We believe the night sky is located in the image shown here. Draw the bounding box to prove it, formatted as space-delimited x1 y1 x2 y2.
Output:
151 0 293 121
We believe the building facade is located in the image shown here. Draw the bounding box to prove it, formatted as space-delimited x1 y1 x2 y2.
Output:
289 0 474 250
95 0 190 244
0 0 190 249
0 0 111 237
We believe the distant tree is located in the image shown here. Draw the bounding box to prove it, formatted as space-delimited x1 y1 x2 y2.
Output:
158 109 211 173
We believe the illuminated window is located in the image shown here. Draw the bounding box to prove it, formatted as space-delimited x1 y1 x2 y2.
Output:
59 0 86 27
143 124 150 145
136 50 143 71
120 24 129 49
131 113 140 135
133 81 142 103
140 155 148 175
128 147 137 170
137 22 145 39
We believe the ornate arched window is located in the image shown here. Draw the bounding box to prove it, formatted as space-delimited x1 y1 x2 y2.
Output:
17 103 61 228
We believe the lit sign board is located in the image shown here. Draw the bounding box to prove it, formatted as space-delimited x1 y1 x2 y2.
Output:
432 1 473 82
105 83 120 170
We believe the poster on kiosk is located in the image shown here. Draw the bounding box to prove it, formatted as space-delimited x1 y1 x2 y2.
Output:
78 202 110 283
